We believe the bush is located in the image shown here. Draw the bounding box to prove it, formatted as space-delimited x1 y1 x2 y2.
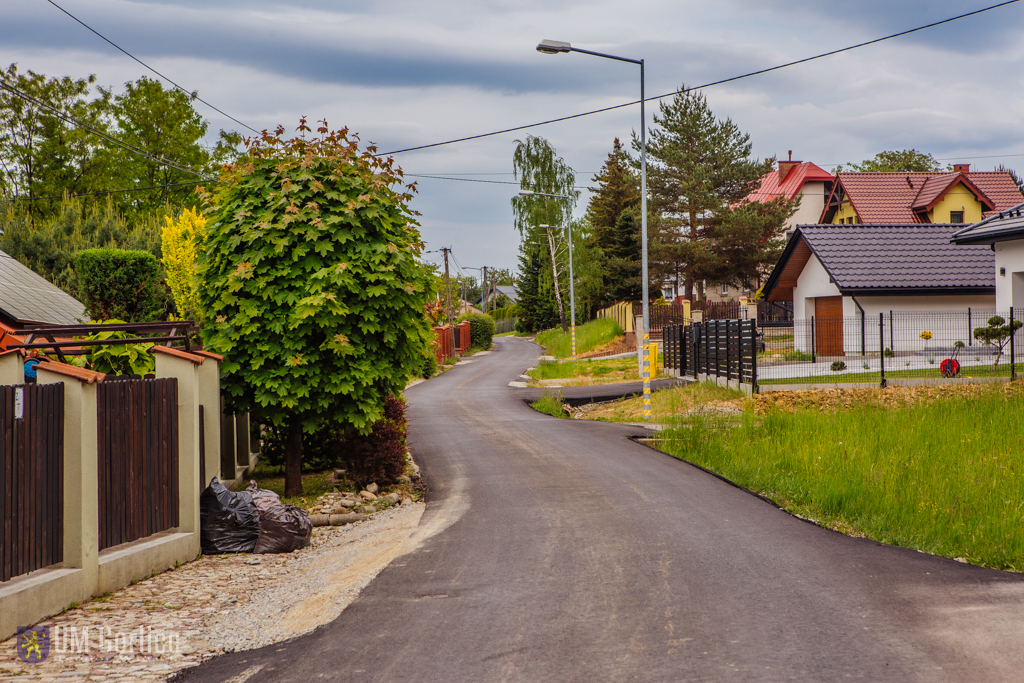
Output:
884 347 895 358
419 349 438 379
73 248 164 321
257 394 409 485
488 304 520 320
458 312 495 349
830 361 847 372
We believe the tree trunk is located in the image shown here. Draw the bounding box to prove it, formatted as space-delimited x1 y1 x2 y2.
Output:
546 227 568 334
285 420 304 497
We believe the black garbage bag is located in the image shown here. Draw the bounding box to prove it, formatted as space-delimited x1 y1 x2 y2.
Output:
246 481 313 554
200 477 260 554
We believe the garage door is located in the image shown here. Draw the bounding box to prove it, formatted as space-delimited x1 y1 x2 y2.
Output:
814 296 844 357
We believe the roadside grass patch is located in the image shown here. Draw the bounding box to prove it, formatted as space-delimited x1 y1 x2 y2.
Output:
583 381 745 423
658 383 1024 571
528 357 638 382
758 362 1024 385
535 319 623 358
531 390 568 418
248 461 335 509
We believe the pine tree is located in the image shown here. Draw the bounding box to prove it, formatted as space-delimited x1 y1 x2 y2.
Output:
639 87 772 300
603 206 643 302
587 138 639 251
515 239 558 333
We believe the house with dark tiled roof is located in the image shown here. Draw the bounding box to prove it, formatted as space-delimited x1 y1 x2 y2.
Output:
762 224 994 355
952 200 1024 310
821 164 1023 225
0 249 88 347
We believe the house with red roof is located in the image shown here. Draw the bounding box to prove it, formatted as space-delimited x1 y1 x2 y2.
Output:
821 164 1023 225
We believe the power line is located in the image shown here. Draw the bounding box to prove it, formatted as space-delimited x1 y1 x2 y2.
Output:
377 0 1021 157
0 79 213 180
406 173 591 190
43 0 260 135
8 180 208 201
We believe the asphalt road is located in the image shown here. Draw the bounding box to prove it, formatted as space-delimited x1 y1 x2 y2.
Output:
179 336 1024 682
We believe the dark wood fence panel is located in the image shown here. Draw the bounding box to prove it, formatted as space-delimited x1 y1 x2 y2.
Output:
663 320 757 388
97 378 178 551
0 383 64 582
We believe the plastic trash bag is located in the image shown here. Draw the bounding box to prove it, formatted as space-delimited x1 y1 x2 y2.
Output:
246 481 313 554
200 477 260 554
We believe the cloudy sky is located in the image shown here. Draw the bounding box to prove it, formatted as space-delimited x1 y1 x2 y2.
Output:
5 0 1024 274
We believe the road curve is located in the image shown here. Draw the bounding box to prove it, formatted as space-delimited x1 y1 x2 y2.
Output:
179 336 1024 682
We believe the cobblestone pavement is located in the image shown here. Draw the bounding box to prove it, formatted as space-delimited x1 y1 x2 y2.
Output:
0 503 425 682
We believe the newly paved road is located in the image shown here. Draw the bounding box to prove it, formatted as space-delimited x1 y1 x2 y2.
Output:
180 337 1024 682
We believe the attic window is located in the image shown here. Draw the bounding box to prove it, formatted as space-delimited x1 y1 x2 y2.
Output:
950 211 964 224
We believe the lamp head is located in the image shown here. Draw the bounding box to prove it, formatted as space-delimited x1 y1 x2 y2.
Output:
538 224 552 229
518 190 535 196
536 39 571 54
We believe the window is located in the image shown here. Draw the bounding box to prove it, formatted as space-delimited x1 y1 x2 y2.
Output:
950 211 964 224
720 283 729 296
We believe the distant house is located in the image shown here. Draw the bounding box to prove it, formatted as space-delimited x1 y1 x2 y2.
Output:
0 249 87 344
762 224 994 355
705 153 834 303
951 201 1024 310
821 165 1023 225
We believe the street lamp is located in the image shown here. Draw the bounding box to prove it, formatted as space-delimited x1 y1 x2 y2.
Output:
536 39 651 420
521 191 577 361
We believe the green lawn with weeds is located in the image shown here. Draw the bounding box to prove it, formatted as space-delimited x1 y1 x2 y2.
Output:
535 319 624 358
247 461 336 510
658 383 1024 571
758 361 1024 385
531 389 568 418
527 357 643 382
583 381 744 423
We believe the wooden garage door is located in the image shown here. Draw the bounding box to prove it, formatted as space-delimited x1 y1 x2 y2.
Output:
814 296 844 357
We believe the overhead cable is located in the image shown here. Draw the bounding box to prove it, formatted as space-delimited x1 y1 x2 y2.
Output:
43 0 260 134
377 0 1021 157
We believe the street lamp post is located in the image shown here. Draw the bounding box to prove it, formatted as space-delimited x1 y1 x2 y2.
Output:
461 266 488 314
520 191 576 361
536 39 651 420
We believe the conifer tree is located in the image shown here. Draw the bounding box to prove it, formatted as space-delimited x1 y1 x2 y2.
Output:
587 138 640 251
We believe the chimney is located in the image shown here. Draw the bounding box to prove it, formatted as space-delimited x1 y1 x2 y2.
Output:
778 150 801 183
953 163 970 174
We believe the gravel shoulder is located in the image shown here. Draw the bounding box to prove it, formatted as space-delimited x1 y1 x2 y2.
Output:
0 503 425 682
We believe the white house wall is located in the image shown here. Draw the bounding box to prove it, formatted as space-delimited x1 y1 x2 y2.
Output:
994 240 1024 310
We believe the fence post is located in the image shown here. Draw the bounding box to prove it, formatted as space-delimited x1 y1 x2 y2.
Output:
725 320 732 381
810 316 816 363
968 307 972 347
1011 307 1016 382
890 310 894 355
879 313 886 388
751 320 758 393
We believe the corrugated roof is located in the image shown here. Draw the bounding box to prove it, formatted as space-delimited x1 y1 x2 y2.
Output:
797 224 994 292
745 161 834 203
828 172 1023 223
0 251 88 326
951 201 1024 244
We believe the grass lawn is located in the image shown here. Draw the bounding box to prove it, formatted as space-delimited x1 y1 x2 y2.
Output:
531 390 568 418
582 381 744 423
248 461 337 510
656 382 1024 571
758 361 1024 385
526 356 665 385
535 319 624 358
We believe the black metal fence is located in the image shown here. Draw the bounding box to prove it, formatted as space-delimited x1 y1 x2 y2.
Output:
663 320 758 387
756 309 1023 386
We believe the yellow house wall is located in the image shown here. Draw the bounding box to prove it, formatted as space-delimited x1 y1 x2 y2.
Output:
928 184 985 224
832 199 859 224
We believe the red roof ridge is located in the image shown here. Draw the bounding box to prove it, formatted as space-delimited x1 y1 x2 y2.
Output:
151 346 205 365
191 350 224 362
36 361 106 384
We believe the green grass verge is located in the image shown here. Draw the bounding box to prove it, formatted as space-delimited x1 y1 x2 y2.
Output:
758 362 1024 385
535 319 624 358
248 461 336 510
657 386 1024 570
531 389 568 418
528 357 636 381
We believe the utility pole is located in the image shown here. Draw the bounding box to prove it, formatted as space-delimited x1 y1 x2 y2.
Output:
441 247 453 321
481 266 488 314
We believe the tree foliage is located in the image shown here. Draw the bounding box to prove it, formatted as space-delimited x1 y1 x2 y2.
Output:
839 149 945 173
973 315 1023 368
639 87 788 299
161 207 204 321
73 248 164 321
197 119 431 495
70 320 156 375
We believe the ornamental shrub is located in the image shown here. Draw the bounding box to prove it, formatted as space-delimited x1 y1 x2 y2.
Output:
73 248 164 321
197 119 432 495
458 312 495 349
830 360 847 372
69 319 156 375
161 207 204 321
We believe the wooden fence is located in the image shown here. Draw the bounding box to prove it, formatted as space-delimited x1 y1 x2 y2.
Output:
0 384 64 582
97 378 178 551
663 320 758 388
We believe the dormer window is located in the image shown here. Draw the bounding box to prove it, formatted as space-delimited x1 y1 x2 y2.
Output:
950 210 964 224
